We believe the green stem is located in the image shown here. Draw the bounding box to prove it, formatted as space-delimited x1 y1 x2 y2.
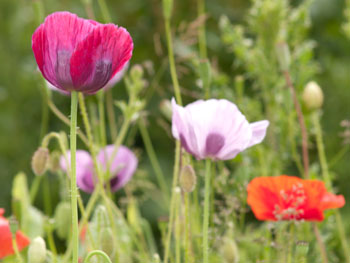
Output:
98 91 107 147
46 225 57 263
312 223 328 263
43 176 52 215
175 188 181 263
164 19 182 105
287 223 294 263
197 0 207 59
329 145 349 168
163 141 181 263
106 90 118 141
63 188 100 263
39 84 49 140
12 238 24 263
203 159 212 263
138 118 169 197
97 0 112 22
70 91 79 263
184 193 193 263
312 111 350 262
29 176 42 204
84 250 112 263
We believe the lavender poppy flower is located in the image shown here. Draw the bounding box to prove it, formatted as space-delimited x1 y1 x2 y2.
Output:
60 145 137 193
171 98 269 160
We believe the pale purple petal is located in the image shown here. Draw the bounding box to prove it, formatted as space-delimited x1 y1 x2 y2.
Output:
97 145 138 192
171 98 268 161
247 120 269 147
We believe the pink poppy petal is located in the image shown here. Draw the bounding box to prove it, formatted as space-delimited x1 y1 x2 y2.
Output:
70 24 133 94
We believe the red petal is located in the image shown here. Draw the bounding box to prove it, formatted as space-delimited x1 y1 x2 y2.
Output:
32 12 96 90
321 193 345 210
70 24 133 94
0 215 30 259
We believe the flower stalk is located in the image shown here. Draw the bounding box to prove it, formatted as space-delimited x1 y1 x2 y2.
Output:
70 91 79 263
203 159 212 263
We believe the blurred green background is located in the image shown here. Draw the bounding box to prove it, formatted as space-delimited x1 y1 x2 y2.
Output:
0 0 349 215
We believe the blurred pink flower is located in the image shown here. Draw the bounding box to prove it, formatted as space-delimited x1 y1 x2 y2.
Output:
60 145 137 193
32 12 133 95
171 98 269 160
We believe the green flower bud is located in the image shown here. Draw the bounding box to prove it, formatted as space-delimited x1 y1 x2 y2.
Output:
54 201 71 240
99 227 116 259
221 237 239 263
28 237 47 263
159 100 172 121
302 81 324 110
31 147 49 176
130 64 144 80
49 150 61 173
179 165 197 193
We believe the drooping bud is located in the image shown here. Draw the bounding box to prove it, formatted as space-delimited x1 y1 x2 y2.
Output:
153 254 161 263
130 64 144 80
49 150 61 173
54 201 71 240
221 237 239 263
160 99 172 121
99 227 116 259
302 81 324 110
276 42 291 71
179 165 197 193
28 237 47 263
31 147 50 176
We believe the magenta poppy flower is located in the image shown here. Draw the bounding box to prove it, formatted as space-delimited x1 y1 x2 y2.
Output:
32 12 133 94
60 145 137 193
171 98 269 160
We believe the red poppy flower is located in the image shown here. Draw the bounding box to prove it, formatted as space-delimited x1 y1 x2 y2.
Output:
32 12 133 94
0 209 30 259
247 175 345 221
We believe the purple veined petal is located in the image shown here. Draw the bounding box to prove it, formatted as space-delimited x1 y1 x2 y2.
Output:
103 62 129 90
171 98 268 161
247 120 270 148
171 98 201 158
60 150 95 193
97 145 138 192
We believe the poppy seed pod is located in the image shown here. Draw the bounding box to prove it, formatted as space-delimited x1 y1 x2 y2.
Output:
54 201 71 240
221 237 239 263
28 237 46 263
31 147 49 176
179 165 197 193
302 81 324 110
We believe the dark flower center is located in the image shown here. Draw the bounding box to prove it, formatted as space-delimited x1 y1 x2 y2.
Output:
205 133 225 156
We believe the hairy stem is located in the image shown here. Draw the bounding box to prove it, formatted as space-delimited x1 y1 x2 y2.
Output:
203 159 212 263
70 91 79 263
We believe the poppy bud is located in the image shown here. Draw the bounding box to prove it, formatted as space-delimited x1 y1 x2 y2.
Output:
54 201 71 240
153 254 161 263
99 227 116 259
94 205 110 228
179 165 197 193
160 99 172 121
130 65 144 80
302 81 324 110
49 150 61 173
295 241 309 263
28 237 46 263
31 147 49 176
221 237 239 263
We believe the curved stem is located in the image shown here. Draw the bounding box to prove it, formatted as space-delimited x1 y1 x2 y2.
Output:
283 71 309 178
106 90 118 141
164 19 182 105
203 159 211 263
70 91 79 263
138 118 169 197
84 250 112 263
12 238 24 263
312 223 328 263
